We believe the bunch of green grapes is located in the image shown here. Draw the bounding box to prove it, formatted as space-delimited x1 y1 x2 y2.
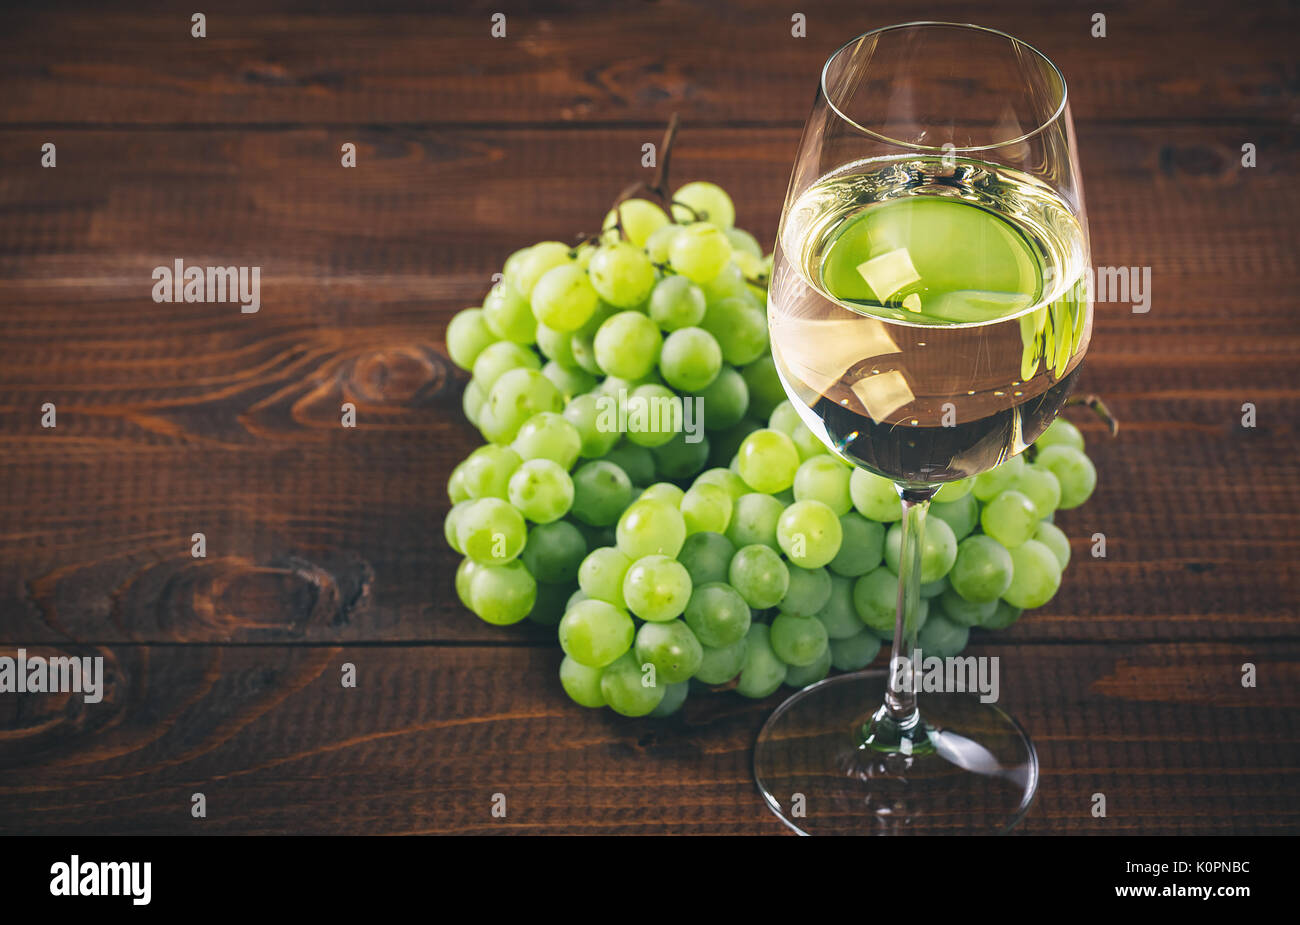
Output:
443 180 1099 718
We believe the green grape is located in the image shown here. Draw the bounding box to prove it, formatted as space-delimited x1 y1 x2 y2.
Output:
725 492 784 549
708 417 761 468
732 249 765 281
457 497 527 564
604 442 656 486
594 310 662 379
680 482 733 535
829 628 883 671
776 499 843 569
462 378 486 427
1002 539 1062 609
1035 416 1085 452
639 481 685 506
729 544 790 609
792 455 853 515
541 360 597 401
649 434 707 483
469 559 537 625
570 460 634 526
768 400 801 435
511 411 582 470
938 586 998 627
949 534 1015 603
659 326 723 392
600 652 667 717
780 565 833 617
645 223 685 264
669 222 733 283
735 429 799 494
699 262 751 304
737 357 782 420
677 531 736 587
445 501 471 553
697 366 749 431
917 611 970 657
979 599 1023 629
883 516 958 582
671 181 736 228
487 367 564 442
528 580 571 626
736 624 787 699
700 296 768 366
563 394 621 459
933 477 974 503
850 468 903 522
566 587 588 610
515 241 573 298
446 307 499 370
625 384 682 448
1034 444 1097 509
483 281 537 345
462 443 524 500
476 402 513 445
520 520 587 584
789 419 828 461
558 598 635 667
980 490 1039 548
472 340 541 392
635 619 703 684
568 301 619 375
828 512 885 577
535 321 577 366
1034 520 1071 570
578 546 632 607
616 498 687 559
683 581 751 648
455 557 478 609
622 554 693 622
648 275 707 331
769 613 830 667
530 263 599 332
694 467 748 501
785 644 832 688
588 242 656 308
648 679 690 717
501 246 532 293
507 458 575 524
602 198 670 247
559 655 607 708
448 461 470 503
929 491 979 541
816 574 861 639
1006 464 1062 519
724 227 762 258
920 577 948 598
972 454 1026 501
853 566 902 636
695 637 748 684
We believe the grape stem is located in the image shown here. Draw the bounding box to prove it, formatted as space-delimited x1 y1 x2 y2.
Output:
1065 393 1120 437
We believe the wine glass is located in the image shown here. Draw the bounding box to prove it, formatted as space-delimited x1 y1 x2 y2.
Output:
755 22 1091 834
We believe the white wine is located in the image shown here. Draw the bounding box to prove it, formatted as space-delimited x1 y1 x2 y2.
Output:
769 156 1091 484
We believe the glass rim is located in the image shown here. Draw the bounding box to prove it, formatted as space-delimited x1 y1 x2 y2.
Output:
820 21 1070 154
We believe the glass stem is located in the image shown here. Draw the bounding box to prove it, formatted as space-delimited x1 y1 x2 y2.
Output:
884 485 938 721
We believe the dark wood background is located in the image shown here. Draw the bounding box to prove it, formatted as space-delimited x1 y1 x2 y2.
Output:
0 0 1296 834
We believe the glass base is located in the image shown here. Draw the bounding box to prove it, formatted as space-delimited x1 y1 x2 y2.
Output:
753 670 1038 835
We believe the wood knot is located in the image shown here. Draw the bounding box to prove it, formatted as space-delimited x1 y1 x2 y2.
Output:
0 645 126 767
342 345 450 405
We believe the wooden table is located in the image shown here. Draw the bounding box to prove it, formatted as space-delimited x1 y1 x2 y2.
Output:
1 0 1296 835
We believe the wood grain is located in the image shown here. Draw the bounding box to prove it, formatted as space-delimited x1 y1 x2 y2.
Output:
1 0 1298 835
0 1 1295 126
0 642 1294 835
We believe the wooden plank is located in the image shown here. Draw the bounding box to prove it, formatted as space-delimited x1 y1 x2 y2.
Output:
0 1 1294 126
0 642 1294 834
0 125 1297 644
